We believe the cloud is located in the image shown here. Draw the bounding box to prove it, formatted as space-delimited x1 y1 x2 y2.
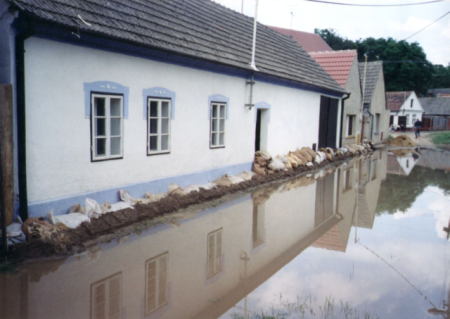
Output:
390 16 435 33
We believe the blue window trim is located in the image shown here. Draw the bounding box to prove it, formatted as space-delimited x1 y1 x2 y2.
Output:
84 81 129 119
254 101 271 123
208 94 229 120
143 87 176 120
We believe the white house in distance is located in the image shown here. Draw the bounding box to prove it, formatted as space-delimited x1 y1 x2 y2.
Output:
0 0 347 220
386 91 424 129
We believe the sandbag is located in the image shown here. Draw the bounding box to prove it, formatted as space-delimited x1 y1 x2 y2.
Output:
255 150 272 161
301 147 317 159
296 149 312 162
236 170 256 181
85 198 103 219
286 155 298 168
268 157 285 171
47 209 90 229
253 162 266 175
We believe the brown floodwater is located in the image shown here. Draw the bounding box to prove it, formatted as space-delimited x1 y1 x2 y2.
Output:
1 148 450 319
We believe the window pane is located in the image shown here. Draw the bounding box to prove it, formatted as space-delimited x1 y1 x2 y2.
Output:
220 105 225 118
219 119 225 132
111 137 121 156
95 98 105 116
161 135 169 151
211 133 217 146
150 101 158 117
95 138 106 156
212 119 217 132
110 98 121 116
212 105 217 118
161 119 169 134
150 119 158 134
111 118 121 136
96 118 106 136
162 102 169 117
150 136 158 151
219 133 224 145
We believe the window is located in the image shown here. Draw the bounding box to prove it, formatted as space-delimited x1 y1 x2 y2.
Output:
91 272 122 319
410 99 414 108
148 99 171 154
347 115 355 137
406 114 410 126
210 103 226 148
372 160 378 181
375 113 380 133
343 169 352 192
207 228 223 278
91 94 123 161
145 253 169 315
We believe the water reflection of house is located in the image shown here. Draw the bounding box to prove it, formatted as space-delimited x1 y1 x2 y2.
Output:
387 152 418 176
1 174 345 319
416 149 450 172
354 151 388 230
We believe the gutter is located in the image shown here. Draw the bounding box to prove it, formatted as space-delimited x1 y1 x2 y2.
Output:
339 93 351 148
14 13 35 221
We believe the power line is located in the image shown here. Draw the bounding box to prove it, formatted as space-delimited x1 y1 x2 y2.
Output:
303 0 444 6
403 11 450 40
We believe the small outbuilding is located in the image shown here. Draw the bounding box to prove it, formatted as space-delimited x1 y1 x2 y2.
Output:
386 91 424 129
418 97 450 130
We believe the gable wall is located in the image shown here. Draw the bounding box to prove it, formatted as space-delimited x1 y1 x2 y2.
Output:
390 92 424 128
342 58 362 146
24 37 326 216
370 70 389 142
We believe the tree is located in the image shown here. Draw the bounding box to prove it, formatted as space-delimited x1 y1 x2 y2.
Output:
429 64 450 89
314 28 357 51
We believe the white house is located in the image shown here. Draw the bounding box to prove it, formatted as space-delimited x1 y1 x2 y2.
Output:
386 91 424 129
0 0 346 220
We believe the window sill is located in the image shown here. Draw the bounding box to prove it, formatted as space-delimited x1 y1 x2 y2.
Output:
210 146 225 149
345 135 355 139
147 151 170 156
91 156 123 162
374 132 380 135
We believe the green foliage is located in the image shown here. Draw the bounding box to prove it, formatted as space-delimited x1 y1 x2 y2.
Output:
377 165 450 214
428 131 450 145
429 64 450 89
315 29 436 95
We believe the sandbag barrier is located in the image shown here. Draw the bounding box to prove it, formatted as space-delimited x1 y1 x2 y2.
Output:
6 141 374 262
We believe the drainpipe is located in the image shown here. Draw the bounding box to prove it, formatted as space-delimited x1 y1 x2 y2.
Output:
15 18 35 221
249 0 259 71
339 93 351 148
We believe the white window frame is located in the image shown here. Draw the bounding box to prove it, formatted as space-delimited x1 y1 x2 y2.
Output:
91 94 123 161
210 102 226 148
207 228 223 278
346 114 355 137
147 98 171 155
145 252 169 315
90 272 122 319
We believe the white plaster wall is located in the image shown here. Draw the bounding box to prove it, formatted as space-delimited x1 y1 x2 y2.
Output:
370 70 389 142
24 37 327 202
253 81 321 156
399 92 424 127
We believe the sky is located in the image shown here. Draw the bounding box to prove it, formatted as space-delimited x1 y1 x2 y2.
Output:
213 0 450 66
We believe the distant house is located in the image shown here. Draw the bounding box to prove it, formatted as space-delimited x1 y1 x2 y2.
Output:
359 61 390 142
427 88 450 97
309 50 362 147
419 97 450 130
268 27 333 52
0 0 346 219
386 91 424 129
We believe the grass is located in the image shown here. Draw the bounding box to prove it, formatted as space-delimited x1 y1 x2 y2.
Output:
428 131 450 145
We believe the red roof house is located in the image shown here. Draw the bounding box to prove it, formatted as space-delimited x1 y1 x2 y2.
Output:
268 26 332 52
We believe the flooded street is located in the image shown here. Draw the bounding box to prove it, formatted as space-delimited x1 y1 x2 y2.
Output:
1 149 450 319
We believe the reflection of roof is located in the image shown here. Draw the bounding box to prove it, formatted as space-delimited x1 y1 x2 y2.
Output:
359 61 383 104
387 154 407 176
417 149 450 170
11 0 346 94
354 192 373 229
268 27 333 52
312 225 346 252
386 92 413 111
419 97 450 115
309 50 357 88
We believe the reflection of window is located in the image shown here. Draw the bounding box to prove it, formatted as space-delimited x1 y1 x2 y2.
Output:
406 160 409 168
148 98 171 155
210 103 226 148
252 205 265 249
372 160 377 181
347 115 355 136
375 113 380 133
207 229 223 278
146 252 169 315
91 94 123 161
343 169 352 192
91 272 122 319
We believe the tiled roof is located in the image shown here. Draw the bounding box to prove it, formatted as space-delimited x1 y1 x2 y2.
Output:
10 0 346 94
268 26 333 52
419 97 450 115
359 61 383 104
427 88 450 97
309 50 357 88
386 91 413 112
